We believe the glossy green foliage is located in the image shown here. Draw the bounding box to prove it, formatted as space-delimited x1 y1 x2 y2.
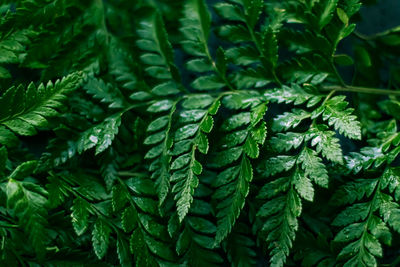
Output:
1 0 400 266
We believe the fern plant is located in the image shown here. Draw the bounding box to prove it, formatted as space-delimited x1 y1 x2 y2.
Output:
1 0 400 266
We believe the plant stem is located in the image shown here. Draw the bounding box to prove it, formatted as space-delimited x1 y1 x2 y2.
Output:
331 61 346 87
310 89 336 127
353 25 400 41
321 89 337 106
0 222 18 229
322 85 400 96
117 171 147 177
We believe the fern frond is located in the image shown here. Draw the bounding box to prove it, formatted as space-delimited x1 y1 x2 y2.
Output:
2 0 397 265
84 76 126 109
225 220 257 267
211 91 266 244
257 83 361 266
170 96 220 222
332 125 400 267
181 0 234 91
6 163 48 258
319 95 362 140
135 10 187 208
172 176 223 267
257 178 301 267
294 225 336 267
137 10 181 85
98 147 119 191
266 83 323 106
214 0 280 87
20 1 107 78
0 72 82 136
0 18 35 78
77 113 122 155
145 100 177 206
113 176 177 265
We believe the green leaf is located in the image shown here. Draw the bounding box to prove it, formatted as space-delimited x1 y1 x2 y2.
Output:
144 131 165 145
8 160 37 180
222 112 251 132
84 77 125 108
251 121 267 144
171 153 191 170
298 148 329 188
46 175 69 208
2 0 397 265
152 82 180 96
182 95 214 109
200 115 214 133
217 24 251 43
226 45 258 66
308 126 343 164
258 156 296 178
337 8 349 25
214 3 244 22
122 207 137 233
322 96 361 140
77 114 122 155
137 12 180 82
250 103 267 126
0 73 82 136
173 168 199 222
147 115 169 132
272 109 310 132
191 75 225 90
243 135 259 158
130 91 152 101
270 132 305 152
332 203 370 227
210 147 243 168
262 27 278 68
243 0 263 28
197 132 209 154
92 218 112 259
258 186 302 267
175 124 199 141
222 91 262 110
112 184 128 211
192 160 203 175
71 198 91 236
6 179 48 258
317 0 338 31
293 169 314 201
186 58 213 72
332 179 378 206
117 236 132 267
364 233 382 257
188 0 211 43
0 126 19 147
147 100 174 113
334 223 364 242
213 156 252 244
180 109 206 123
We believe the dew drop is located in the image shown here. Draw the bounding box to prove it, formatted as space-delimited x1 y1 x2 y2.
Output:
89 135 98 144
